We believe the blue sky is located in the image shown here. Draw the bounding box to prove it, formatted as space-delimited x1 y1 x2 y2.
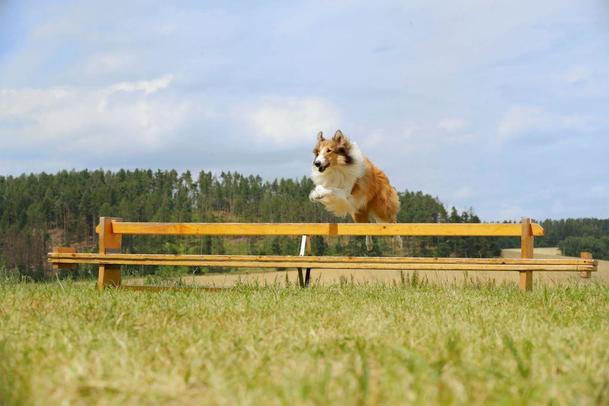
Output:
0 0 608 220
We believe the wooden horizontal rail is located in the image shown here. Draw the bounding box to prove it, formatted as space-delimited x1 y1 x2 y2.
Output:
49 253 595 272
102 222 544 237
49 253 594 266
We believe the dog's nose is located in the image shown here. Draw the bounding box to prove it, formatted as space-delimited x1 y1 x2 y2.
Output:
314 161 321 168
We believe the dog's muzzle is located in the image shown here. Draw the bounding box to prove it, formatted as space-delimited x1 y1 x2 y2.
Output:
314 161 328 172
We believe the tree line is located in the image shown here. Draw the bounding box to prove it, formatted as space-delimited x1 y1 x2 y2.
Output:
1 169 605 280
536 218 609 260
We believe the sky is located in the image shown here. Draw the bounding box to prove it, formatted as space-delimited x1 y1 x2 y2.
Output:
0 0 608 221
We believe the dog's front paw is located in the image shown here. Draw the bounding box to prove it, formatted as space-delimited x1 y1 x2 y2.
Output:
309 186 329 202
309 190 323 202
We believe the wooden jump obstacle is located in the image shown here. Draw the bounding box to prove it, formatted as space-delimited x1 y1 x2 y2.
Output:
49 217 597 291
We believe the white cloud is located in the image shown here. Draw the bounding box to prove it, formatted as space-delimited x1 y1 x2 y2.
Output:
106 74 173 96
0 75 190 152
361 129 384 147
590 185 608 199
497 106 548 139
387 120 476 150
438 118 467 132
561 66 590 84
496 105 604 141
496 204 525 222
550 200 565 216
82 52 136 77
453 186 474 200
241 97 341 146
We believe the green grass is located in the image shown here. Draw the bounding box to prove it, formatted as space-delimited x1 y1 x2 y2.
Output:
1 280 609 405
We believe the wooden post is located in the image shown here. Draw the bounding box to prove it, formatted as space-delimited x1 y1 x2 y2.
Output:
519 217 534 291
51 247 77 275
97 217 123 289
304 235 312 287
580 252 592 279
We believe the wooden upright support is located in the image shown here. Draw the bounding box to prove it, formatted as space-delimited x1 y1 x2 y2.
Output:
580 252 592 279
97 217 123 289
519 217 534 291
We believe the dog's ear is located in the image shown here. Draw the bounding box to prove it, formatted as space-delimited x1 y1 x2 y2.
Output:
317 131 324 142
333 129 350 147
333 129 345 144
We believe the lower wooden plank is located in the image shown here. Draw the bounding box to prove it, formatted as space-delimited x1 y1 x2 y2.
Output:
49 253 597 266
50 258 596 272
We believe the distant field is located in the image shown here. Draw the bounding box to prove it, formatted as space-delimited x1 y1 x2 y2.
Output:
130 247 609 288
1 282 609 405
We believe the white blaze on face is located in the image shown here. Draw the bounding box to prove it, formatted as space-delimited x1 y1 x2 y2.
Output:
314 150 328 167
313 145 332 171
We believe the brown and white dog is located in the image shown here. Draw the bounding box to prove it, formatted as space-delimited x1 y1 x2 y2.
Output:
309 129 401 250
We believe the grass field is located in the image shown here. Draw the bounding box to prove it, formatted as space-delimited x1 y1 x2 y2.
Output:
2 279 609 405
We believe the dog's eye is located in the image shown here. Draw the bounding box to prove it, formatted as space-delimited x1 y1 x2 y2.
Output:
326 149 333 153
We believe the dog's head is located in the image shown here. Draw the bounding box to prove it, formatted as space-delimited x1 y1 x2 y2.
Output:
312 129 353 173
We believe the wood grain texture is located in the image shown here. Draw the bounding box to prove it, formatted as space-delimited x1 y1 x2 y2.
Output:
109 221 544 237
98 217 122 251
519 217 534 291
49 253 596 266
48 254 596 272
580 252 593 279
96 265 121 289
51 247 77 273
97 217 123 289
